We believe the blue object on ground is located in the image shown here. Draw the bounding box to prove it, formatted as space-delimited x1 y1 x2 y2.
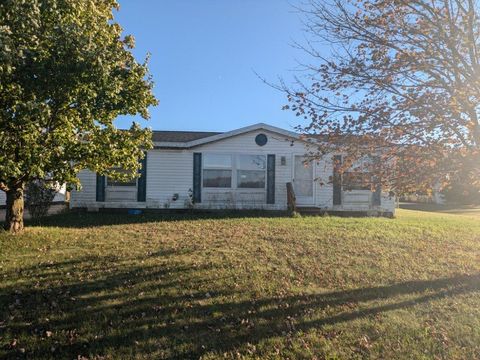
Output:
128 209 143 215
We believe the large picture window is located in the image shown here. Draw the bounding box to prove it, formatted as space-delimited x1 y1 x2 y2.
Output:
107 169 137 187
203 154 232 188
202 154 268 189
237 155 266 189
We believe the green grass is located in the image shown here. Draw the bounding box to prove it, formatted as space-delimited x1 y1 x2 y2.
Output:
1 209 479 359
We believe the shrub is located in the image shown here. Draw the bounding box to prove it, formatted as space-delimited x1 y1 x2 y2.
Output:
25 180 57 220
290 211 302 218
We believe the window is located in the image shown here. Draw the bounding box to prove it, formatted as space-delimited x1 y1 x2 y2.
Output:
343 172 372 191
203 170 232 188
255 133 268 146
203 154 232 188
237 155 266 189
107 169 137 187
204 154 232 168
202 154 268 189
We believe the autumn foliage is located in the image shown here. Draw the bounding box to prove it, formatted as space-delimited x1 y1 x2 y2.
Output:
284 0 480 195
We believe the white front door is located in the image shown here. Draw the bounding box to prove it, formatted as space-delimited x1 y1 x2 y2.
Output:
293 156 314 205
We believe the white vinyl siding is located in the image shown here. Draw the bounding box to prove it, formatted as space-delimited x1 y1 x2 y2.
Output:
70 170 97 208
146 150 193 209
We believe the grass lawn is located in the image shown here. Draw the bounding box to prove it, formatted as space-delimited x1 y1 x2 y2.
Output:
0 209 479 359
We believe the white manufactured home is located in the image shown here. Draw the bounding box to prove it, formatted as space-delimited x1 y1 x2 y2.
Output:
70 123 396 216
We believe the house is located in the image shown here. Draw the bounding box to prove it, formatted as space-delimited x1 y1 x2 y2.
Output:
70 123 396 216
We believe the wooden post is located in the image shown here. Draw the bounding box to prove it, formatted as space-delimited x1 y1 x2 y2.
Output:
286 182 296 215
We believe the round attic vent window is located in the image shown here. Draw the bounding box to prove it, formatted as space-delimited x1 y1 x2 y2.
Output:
255 133 268 146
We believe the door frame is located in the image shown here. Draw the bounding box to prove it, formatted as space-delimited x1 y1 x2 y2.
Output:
292 154 315 206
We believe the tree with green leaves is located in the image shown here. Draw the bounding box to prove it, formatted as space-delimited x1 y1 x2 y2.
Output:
0 0 158 232
283 0 480 196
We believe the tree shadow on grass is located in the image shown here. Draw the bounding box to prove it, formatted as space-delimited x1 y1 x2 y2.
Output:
1 252 479 359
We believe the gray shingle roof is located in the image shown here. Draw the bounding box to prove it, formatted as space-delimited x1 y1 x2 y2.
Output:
152 131 222 143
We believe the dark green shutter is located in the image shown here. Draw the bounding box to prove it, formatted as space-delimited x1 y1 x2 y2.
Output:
137 152 147 202
267 154 275 204
96 173 106 202
193 153 202 203
372 157 381 206
372 176 381 206
333 155 342 206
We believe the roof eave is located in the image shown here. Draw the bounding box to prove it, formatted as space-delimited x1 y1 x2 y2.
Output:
151 123 319 149
185 123 304 147
152 141 190 148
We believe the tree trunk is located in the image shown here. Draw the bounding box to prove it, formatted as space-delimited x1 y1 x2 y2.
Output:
4 186 24 233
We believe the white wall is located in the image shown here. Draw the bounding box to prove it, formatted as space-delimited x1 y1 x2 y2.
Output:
69 170 97 208
145 150 193 209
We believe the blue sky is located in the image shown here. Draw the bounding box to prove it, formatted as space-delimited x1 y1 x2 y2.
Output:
115 0 310 132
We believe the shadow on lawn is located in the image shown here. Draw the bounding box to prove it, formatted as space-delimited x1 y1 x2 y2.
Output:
25 209 291 229
1 253 479 359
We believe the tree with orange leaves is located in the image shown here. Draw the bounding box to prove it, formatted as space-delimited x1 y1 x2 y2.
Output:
283 0 480 196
